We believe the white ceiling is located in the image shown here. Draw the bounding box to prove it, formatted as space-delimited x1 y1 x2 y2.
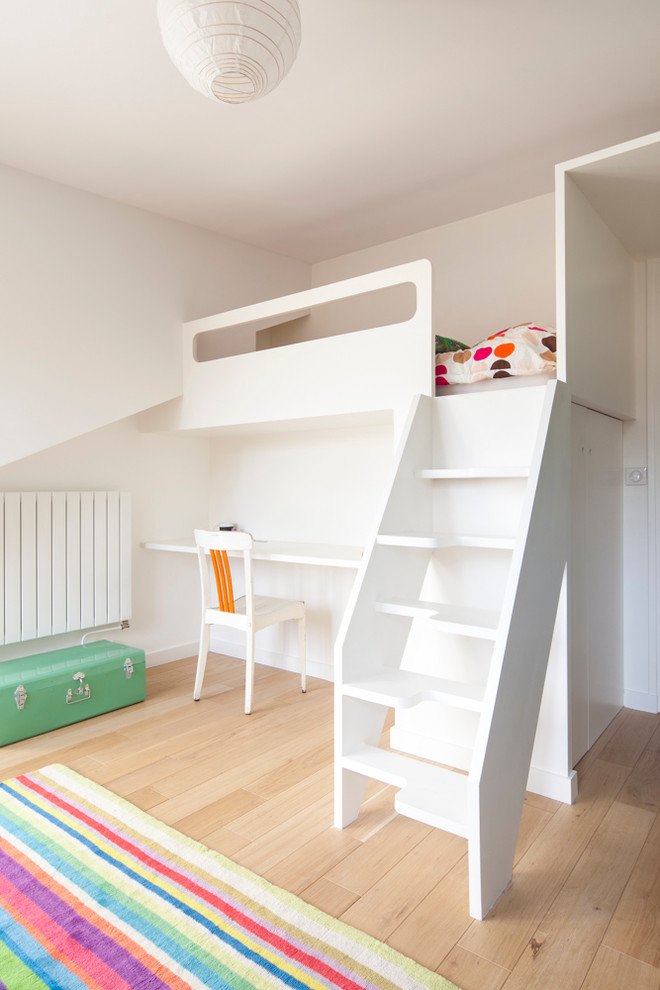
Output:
1 1 659 262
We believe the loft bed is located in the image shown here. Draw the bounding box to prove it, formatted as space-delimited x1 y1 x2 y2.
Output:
139 259 557 437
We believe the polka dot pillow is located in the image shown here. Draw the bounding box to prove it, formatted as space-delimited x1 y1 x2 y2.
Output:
435 324 557 387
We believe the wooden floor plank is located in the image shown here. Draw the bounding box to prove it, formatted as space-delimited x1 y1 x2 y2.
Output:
573 706 628 777
195 824 251 858
233 791 336 876
457 758 631 971
264 827 362 894
247 739 334 799
0 653 658 990
226 765 334 841
299 877 360 917
140 702 332 803
439 945 510 990
617 721 660 813
500 800 655 989
387 855 472 972
603 810 660 968
339 827 467 941
324 812 433 895
172 788 267 839
336 782 398 841
597 708 659 768
512 799 557 865
581 945 660 990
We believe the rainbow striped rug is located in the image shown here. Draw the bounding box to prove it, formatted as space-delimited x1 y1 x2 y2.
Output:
0 765 460 990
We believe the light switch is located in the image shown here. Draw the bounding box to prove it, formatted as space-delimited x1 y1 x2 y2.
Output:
625 467 647 485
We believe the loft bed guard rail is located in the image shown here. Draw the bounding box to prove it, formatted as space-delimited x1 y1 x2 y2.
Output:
140 260 434 436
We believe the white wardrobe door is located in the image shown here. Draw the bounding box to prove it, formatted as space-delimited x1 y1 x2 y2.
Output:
571 403 624 763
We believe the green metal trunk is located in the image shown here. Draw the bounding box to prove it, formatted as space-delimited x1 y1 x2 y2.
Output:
0 640 146 745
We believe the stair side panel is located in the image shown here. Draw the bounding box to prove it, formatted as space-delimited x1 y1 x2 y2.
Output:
467 380 571 919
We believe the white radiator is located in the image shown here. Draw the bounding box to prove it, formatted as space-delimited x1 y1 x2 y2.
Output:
0 492 131 646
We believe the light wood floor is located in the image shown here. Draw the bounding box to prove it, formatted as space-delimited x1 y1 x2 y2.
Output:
1 655 658 990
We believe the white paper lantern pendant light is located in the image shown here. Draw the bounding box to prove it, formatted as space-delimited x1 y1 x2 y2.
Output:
158 0 301 104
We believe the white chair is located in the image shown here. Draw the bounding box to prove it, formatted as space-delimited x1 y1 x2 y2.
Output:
193 529 306 714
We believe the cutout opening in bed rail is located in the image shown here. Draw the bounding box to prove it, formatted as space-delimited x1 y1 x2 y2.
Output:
193 281 418 362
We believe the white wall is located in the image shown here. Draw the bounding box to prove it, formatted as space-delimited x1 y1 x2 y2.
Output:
588 256 658 716
557 135 660 718
618 260 654 713
628 256 660 714
562 176 636 420
207 421 394 546
558 163 656 716
206 420 395 678
311 194 557 343
0 415 211 665
652 259 660 711
0 163 310 666
0 163 309 467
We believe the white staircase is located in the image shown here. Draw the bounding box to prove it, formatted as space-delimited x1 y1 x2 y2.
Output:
334 379 569 919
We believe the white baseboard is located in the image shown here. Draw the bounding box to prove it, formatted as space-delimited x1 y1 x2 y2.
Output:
526 765 578 804
145 642 198 667
208 634 333 683
623 689 659 714
144 638 333 682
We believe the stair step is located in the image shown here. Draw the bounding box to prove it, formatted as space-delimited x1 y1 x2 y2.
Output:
375 599 499 639
341 746 469 836
416 466 530 479
342 669 485 711
376 532 516 550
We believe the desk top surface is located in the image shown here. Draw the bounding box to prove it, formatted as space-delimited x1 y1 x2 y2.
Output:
142 538 363 569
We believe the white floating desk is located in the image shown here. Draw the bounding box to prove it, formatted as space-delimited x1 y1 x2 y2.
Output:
142 538 363 569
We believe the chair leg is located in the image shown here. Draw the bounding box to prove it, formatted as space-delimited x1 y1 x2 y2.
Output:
298 613 306 694
245 628 255 715
193 622 211 701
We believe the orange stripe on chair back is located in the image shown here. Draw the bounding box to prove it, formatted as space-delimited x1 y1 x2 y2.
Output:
210 549 235 613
